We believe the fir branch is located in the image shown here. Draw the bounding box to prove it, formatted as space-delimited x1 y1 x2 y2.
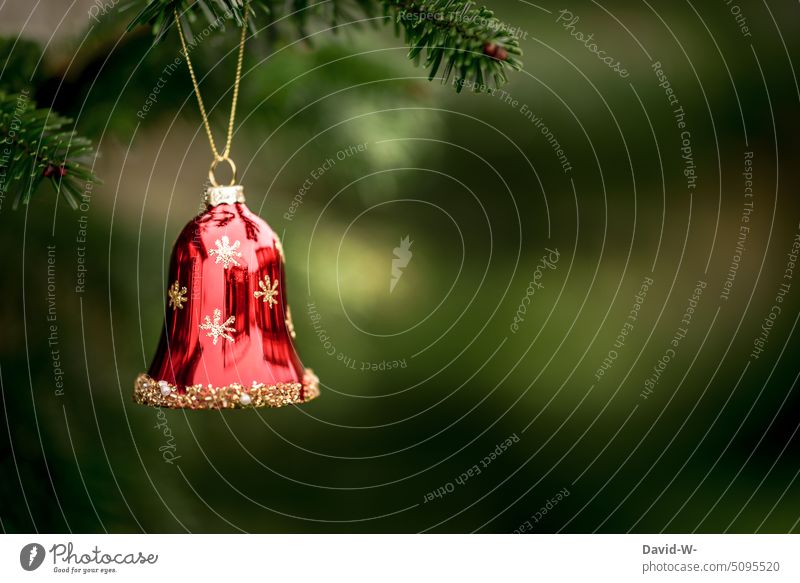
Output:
125 0 523 91
0 92 98 209
384 0 523 91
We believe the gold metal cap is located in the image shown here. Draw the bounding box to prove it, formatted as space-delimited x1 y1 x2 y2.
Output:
204 185 245 207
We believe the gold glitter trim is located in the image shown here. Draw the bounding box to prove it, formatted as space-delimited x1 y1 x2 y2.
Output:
133 370 320 410
254 274 279 308
168 281 188 311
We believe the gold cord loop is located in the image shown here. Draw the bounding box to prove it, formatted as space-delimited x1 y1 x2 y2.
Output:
174 3 249 174
208 156 237 187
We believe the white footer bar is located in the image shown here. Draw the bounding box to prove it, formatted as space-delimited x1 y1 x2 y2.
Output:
0 534 796 582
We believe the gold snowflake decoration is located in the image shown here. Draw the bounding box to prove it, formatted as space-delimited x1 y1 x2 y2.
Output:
254 274 280 308
285 305 296 339
209 235 242 269
167 281 188 311
274 237 285 262
199 309 236 345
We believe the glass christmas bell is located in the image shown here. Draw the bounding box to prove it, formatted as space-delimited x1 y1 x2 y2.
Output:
134 172 319 410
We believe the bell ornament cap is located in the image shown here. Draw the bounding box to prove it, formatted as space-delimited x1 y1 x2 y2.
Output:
204 184 245 207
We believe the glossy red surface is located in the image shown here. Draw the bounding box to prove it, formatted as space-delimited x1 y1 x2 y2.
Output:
146 202 312 398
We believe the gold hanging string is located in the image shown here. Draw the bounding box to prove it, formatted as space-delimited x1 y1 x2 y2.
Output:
174 2 249 186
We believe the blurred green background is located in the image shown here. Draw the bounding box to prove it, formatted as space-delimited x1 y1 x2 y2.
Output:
2 0 800 533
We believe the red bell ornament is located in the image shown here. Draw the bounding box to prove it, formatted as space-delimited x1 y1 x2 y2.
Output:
134 183 319 410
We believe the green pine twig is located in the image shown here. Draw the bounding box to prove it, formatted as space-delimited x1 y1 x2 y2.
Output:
384 0 523 91
0 92 98 209
125 0 523 91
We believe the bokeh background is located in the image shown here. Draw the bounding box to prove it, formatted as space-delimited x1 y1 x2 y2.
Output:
2 0 800 533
